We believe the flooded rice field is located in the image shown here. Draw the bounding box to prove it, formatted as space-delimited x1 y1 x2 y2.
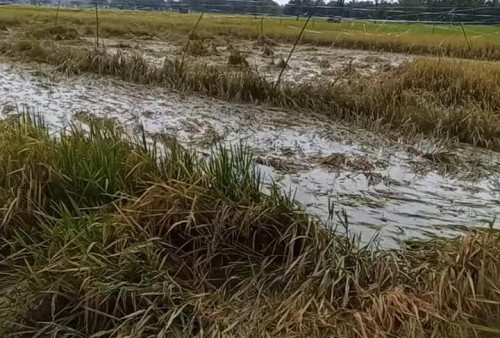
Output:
1 60 499 247
100 37 412 84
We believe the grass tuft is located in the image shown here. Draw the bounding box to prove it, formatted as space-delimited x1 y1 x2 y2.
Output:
227 45 249 67
187 39 211 56
23 25 81 41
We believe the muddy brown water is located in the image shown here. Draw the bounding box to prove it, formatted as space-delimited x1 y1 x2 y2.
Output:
1 61 499 247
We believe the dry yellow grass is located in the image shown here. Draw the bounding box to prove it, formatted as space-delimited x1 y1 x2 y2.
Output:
335 57 500 148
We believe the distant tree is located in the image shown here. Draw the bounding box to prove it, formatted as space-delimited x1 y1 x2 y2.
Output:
283 0 302 16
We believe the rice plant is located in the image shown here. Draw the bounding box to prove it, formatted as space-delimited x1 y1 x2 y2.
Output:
1 6 500 60
60 43 500 150
1 40 499 149
1 116 500 337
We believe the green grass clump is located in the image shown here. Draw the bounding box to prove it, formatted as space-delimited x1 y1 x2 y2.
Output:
1 6 500 60
1 117 500 337
0 116 263 237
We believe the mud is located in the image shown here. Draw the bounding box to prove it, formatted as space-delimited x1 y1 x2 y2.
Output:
96 37 412 85
1 60 499 247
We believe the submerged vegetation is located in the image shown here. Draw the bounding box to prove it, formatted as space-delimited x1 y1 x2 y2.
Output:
1 6 500 60
1 38 500 149
0 117 500 336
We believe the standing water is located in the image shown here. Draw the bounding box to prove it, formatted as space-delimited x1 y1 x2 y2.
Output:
1 61 499 247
